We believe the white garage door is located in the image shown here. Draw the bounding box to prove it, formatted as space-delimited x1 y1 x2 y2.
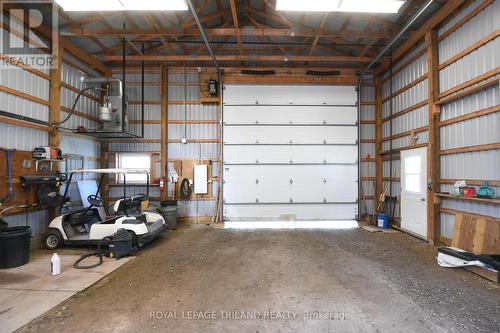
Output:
222 85 358 222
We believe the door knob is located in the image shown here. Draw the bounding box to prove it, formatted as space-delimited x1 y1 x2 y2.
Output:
420 198 426 202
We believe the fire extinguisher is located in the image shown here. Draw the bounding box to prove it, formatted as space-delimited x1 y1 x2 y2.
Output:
159 178 165 191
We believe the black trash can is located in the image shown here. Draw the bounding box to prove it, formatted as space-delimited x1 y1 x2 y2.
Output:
160 200 178 230
0 226 32 269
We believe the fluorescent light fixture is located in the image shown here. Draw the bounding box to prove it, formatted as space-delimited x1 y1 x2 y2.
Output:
276 0 405 13
54 0 188 11
224 220 358 230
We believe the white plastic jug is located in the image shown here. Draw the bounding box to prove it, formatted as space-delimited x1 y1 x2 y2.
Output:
51 253 61 275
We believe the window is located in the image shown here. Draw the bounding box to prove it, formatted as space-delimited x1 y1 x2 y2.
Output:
117 153 151 183
404 155 421 193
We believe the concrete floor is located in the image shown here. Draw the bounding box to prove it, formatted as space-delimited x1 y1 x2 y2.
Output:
0 250 132 333
18 224 500 333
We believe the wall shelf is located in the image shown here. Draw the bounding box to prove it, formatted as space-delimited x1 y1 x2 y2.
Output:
436 193 500 205
34 159 64 171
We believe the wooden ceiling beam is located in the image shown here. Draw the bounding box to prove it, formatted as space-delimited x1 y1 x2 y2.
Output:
63 27 392 39
182 10 228 29
142 13 177 54
59 11 107 51
309 13 329 55
244 13 286 55
102 54 374 63
229 0 243 55
182 0 211 28
245 5 378 57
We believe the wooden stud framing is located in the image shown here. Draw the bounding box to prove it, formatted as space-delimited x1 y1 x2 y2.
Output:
375 76 383 209
436 77 499 105
439 142 500 155
160 65 169 201
101 142 110 209
426 29 440 244
49 46 63 150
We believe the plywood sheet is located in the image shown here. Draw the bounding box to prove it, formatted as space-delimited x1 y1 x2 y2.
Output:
451 213 500 255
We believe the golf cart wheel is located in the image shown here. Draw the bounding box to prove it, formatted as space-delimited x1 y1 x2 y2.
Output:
44 229 63 250
127 231 139 248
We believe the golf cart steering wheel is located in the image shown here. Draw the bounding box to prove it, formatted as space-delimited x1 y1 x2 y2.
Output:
87 194 103 207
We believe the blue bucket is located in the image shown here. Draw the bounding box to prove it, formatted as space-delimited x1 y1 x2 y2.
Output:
377 213 389 229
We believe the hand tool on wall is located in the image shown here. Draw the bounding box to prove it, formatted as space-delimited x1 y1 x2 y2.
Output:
0 147 16 204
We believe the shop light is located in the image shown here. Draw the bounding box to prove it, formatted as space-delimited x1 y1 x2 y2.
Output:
276 0 405 13
54 0 188 11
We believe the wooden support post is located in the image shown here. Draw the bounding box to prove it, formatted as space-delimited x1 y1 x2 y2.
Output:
100 142 110 210
48 43 62 219
160 65 169 201
426 29 441 244
49 46 62 149
375 76 383 211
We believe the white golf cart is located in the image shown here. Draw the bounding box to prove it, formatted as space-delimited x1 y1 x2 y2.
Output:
44 168 166 250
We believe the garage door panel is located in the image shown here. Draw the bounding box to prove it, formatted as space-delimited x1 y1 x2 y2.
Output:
223 85 357 105
223 204 358 220
224 166 291 203
224 145 291 164
224 126 357 144
223 105 357 124
224 145 357 164
223 84 358 221
290 146 357 164
289 166 358 202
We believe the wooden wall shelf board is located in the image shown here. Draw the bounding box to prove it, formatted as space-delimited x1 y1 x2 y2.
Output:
436 193 500 205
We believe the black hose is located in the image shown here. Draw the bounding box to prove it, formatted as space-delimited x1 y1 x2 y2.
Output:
51 86 96 126
73 237 109 269
180 178 192 200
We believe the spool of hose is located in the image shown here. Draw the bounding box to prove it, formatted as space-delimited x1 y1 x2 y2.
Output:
180 178 192 200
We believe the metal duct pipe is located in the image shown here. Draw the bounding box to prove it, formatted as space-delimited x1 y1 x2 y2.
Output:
357 0 435 217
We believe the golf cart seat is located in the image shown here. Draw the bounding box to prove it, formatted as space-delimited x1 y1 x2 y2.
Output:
65 207 101 227
113 194 148 216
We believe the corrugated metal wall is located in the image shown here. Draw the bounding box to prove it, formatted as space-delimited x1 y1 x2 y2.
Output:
109 68 220 218
437 0 500 237
1 17 102 238
379 0 499 236
380 40 429 219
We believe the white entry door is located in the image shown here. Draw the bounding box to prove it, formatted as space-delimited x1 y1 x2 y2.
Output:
400 147 427 238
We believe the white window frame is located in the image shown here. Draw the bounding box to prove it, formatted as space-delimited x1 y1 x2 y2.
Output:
403 154 423 195
115 153 151 184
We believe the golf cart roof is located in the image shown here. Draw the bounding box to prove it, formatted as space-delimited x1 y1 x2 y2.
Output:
67 168 149 174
